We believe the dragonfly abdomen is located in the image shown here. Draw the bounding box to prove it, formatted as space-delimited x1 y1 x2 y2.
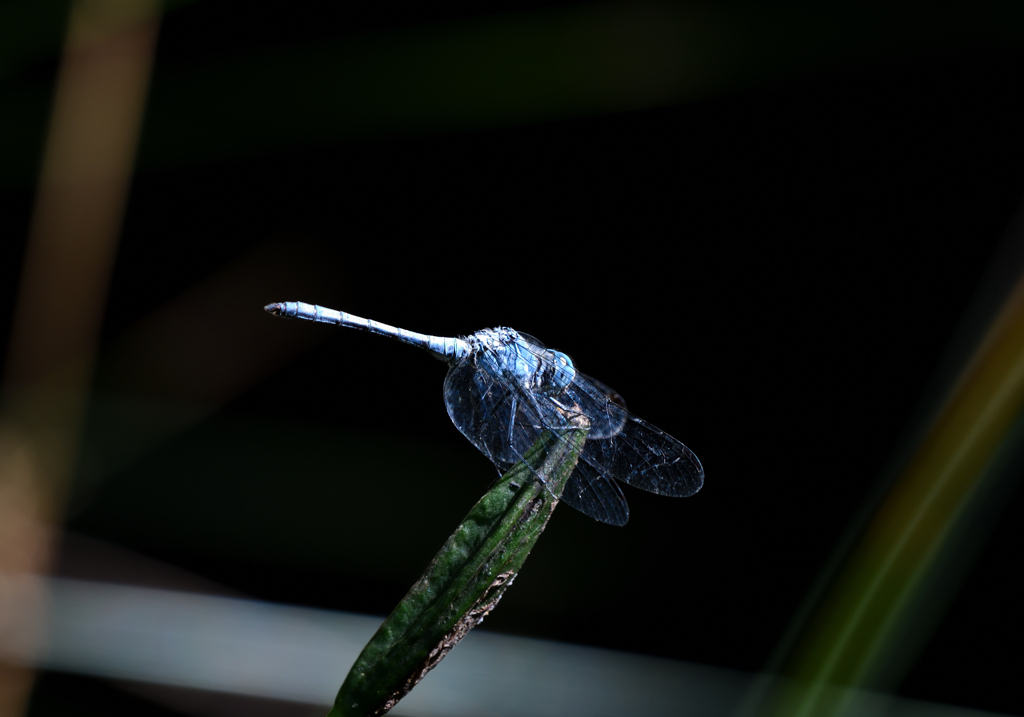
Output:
265 302 469 361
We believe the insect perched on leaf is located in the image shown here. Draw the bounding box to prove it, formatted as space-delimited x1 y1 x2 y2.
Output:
266 302 703 525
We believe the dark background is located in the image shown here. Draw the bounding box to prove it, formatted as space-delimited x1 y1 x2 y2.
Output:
3 2 1024 715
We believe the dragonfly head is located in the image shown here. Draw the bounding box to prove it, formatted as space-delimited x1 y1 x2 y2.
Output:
544 350 576 395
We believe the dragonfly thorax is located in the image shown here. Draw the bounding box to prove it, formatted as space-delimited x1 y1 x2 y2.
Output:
467 327 576 397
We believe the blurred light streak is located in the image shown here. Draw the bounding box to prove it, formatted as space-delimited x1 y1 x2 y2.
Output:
0 0 199 83
0 0 160 713
0 577 1009 717
759 223 1024 716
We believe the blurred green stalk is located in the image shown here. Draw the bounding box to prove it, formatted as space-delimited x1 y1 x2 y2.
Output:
767 272 1024 716
330 426 587 717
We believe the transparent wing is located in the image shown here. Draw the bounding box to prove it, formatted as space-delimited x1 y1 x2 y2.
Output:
498 339 702 506
507 338 627 440
443 356 520 468
443 336 701 526
566 372 629 439
559 457 629 526
517 332 547 349
565 373 704 497
443 351 630 525
580 373 626 410
510 386 630 525
444 347 579 467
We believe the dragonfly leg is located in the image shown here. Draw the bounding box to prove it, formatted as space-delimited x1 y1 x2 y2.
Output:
508 393 569 494
507 442 549 492
506 395 518 457
504 426 589 506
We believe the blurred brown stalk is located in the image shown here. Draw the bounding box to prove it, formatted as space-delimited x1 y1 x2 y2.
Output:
0 1 161 714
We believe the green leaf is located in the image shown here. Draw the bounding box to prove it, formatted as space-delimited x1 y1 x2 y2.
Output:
329 427 588 717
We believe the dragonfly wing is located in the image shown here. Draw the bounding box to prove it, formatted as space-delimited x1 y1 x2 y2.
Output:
560 372 702 496
444 335 694 525
578 373 626 410
443 356 520 468
562 374 629 439
444 352 573 470
579 413 703 497
517 332 547 349
560 459 629 525
509 387 629 525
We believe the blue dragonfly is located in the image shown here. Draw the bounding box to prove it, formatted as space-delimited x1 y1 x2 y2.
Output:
266 302 703 525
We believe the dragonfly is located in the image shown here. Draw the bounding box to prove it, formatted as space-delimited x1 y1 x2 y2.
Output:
265 301 703 525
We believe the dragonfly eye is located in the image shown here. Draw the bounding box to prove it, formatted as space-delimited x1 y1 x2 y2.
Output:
546 350 576 394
